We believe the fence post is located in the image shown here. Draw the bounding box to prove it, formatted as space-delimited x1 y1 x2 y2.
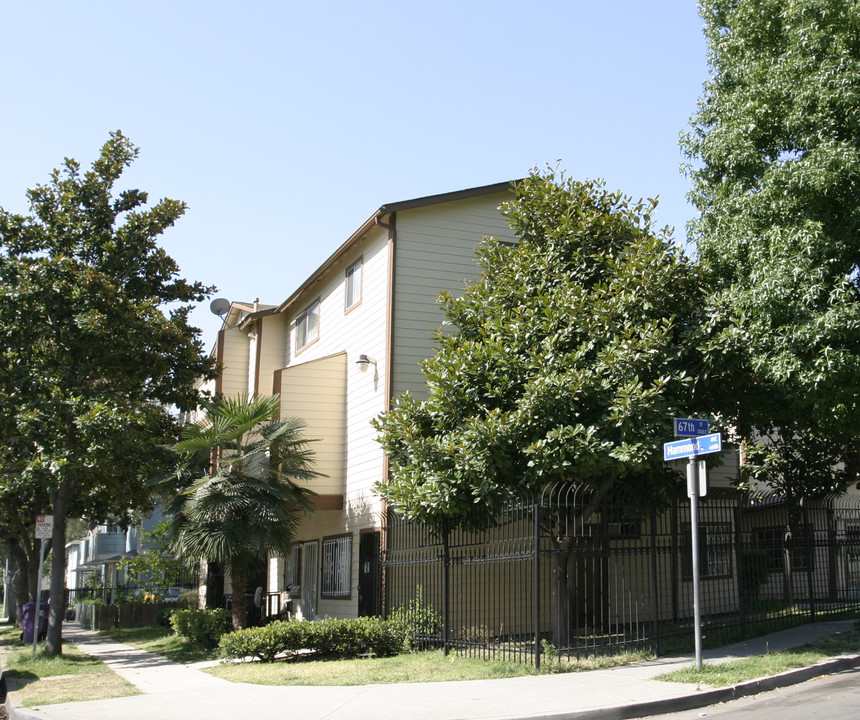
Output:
733 505 747 637
803 504 816 622
535 501 542 670
442 527 450 657
649 506 659 656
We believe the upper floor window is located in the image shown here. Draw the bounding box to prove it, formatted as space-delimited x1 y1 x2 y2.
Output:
295 299 320 352
345 258 362 311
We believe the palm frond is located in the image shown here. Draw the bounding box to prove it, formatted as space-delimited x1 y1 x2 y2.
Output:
166 394 319 581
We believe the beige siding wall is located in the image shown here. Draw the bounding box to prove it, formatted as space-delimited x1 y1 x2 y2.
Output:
218 327 250 397
710 450 740 489
279 225 390 505
391 192 516 400
268 228 390 619
278 352 347 497
257 314 289 396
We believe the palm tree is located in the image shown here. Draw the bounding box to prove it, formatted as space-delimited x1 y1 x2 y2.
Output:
168 394 318 629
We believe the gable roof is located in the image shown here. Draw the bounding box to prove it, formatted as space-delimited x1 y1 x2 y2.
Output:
275 180 517 316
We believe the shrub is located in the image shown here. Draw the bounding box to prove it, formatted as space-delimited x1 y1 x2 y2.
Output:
156 607 175 627
178 590 199 609
219 620 308 662
740 549 772 603
387 587 442 650
170 608 232 650
218 616 405 663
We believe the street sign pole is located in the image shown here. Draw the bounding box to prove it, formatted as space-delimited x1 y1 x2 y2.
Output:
32 538 46 659
665 432 719 673
33 515 53 658
688 458 703 671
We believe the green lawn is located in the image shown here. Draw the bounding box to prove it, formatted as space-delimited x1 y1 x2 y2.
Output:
655 625 860 688
0 624 139 708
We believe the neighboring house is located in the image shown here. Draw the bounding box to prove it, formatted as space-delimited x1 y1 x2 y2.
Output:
200 181 520 620
65 508 170 603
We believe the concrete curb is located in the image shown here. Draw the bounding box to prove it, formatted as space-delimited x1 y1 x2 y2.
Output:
2 649 859 720
511 653 860 720
5 689 47 720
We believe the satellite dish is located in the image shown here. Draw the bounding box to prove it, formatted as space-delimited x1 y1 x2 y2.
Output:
209 298 230 317
254 586 263 608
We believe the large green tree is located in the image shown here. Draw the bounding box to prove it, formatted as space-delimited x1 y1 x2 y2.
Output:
0 132 214 653
374 171 712 532
682 0 860 501
168 394 318 629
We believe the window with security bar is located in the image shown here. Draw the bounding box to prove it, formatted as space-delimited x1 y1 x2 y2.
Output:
322 534 352 598
683 523 733 579
756 525 814 571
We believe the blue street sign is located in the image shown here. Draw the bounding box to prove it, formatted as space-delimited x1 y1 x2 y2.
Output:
664 432 722 462
674 418 710 437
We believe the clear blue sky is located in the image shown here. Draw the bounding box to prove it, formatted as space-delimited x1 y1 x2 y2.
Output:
1 1 708 346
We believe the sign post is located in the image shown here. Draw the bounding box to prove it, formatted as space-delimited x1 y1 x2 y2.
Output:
33 515 53 658
664 427 720 671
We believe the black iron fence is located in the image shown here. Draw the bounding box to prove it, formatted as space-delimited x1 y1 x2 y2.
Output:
64 584 196 607
381 485 860 667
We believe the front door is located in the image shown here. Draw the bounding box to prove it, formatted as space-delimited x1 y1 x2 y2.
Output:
358 531 381 616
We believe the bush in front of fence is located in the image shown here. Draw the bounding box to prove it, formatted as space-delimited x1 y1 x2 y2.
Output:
219 616 405 663
170 608 232 650
387 588 443 650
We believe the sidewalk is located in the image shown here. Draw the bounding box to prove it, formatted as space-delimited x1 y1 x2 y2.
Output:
5 620 860 720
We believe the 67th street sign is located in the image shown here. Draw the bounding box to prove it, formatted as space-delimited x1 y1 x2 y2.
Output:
663 433 722 462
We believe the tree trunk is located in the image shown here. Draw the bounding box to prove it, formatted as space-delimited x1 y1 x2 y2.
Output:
230 571 247 630
9 544 30 615
45 480 72 655
4 551 19 623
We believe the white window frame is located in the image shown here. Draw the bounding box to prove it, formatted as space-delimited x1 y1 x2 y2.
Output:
295 299 320 352
345 258 362 311
321 534 352 598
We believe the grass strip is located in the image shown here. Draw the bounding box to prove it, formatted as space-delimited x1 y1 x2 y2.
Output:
655 626 860 688
1 642 140 708
205 647 655 686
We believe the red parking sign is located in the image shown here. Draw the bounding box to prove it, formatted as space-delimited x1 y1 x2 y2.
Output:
35 515 53 539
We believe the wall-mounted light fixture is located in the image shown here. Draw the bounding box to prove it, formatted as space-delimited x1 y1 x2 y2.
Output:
355 354 377 372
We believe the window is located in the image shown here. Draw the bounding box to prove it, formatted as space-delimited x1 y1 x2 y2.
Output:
345 258 362 310
295 299 320 351
683 523 733 579
284 545 301 595
321 534 352 598
845 524 860 562
756 525 814 571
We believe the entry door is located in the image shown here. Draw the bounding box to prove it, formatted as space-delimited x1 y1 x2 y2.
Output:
358 532 381 617
301 541 319 620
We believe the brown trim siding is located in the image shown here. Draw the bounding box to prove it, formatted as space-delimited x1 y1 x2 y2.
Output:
215 329 225 395
253 319 263 397
379 180 517 214
313 494 344 511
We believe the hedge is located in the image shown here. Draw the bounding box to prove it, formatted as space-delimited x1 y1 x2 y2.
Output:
171 608 232 650
219 616 405 663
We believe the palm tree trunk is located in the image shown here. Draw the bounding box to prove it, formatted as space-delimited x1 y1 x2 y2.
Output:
230 571 248 630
